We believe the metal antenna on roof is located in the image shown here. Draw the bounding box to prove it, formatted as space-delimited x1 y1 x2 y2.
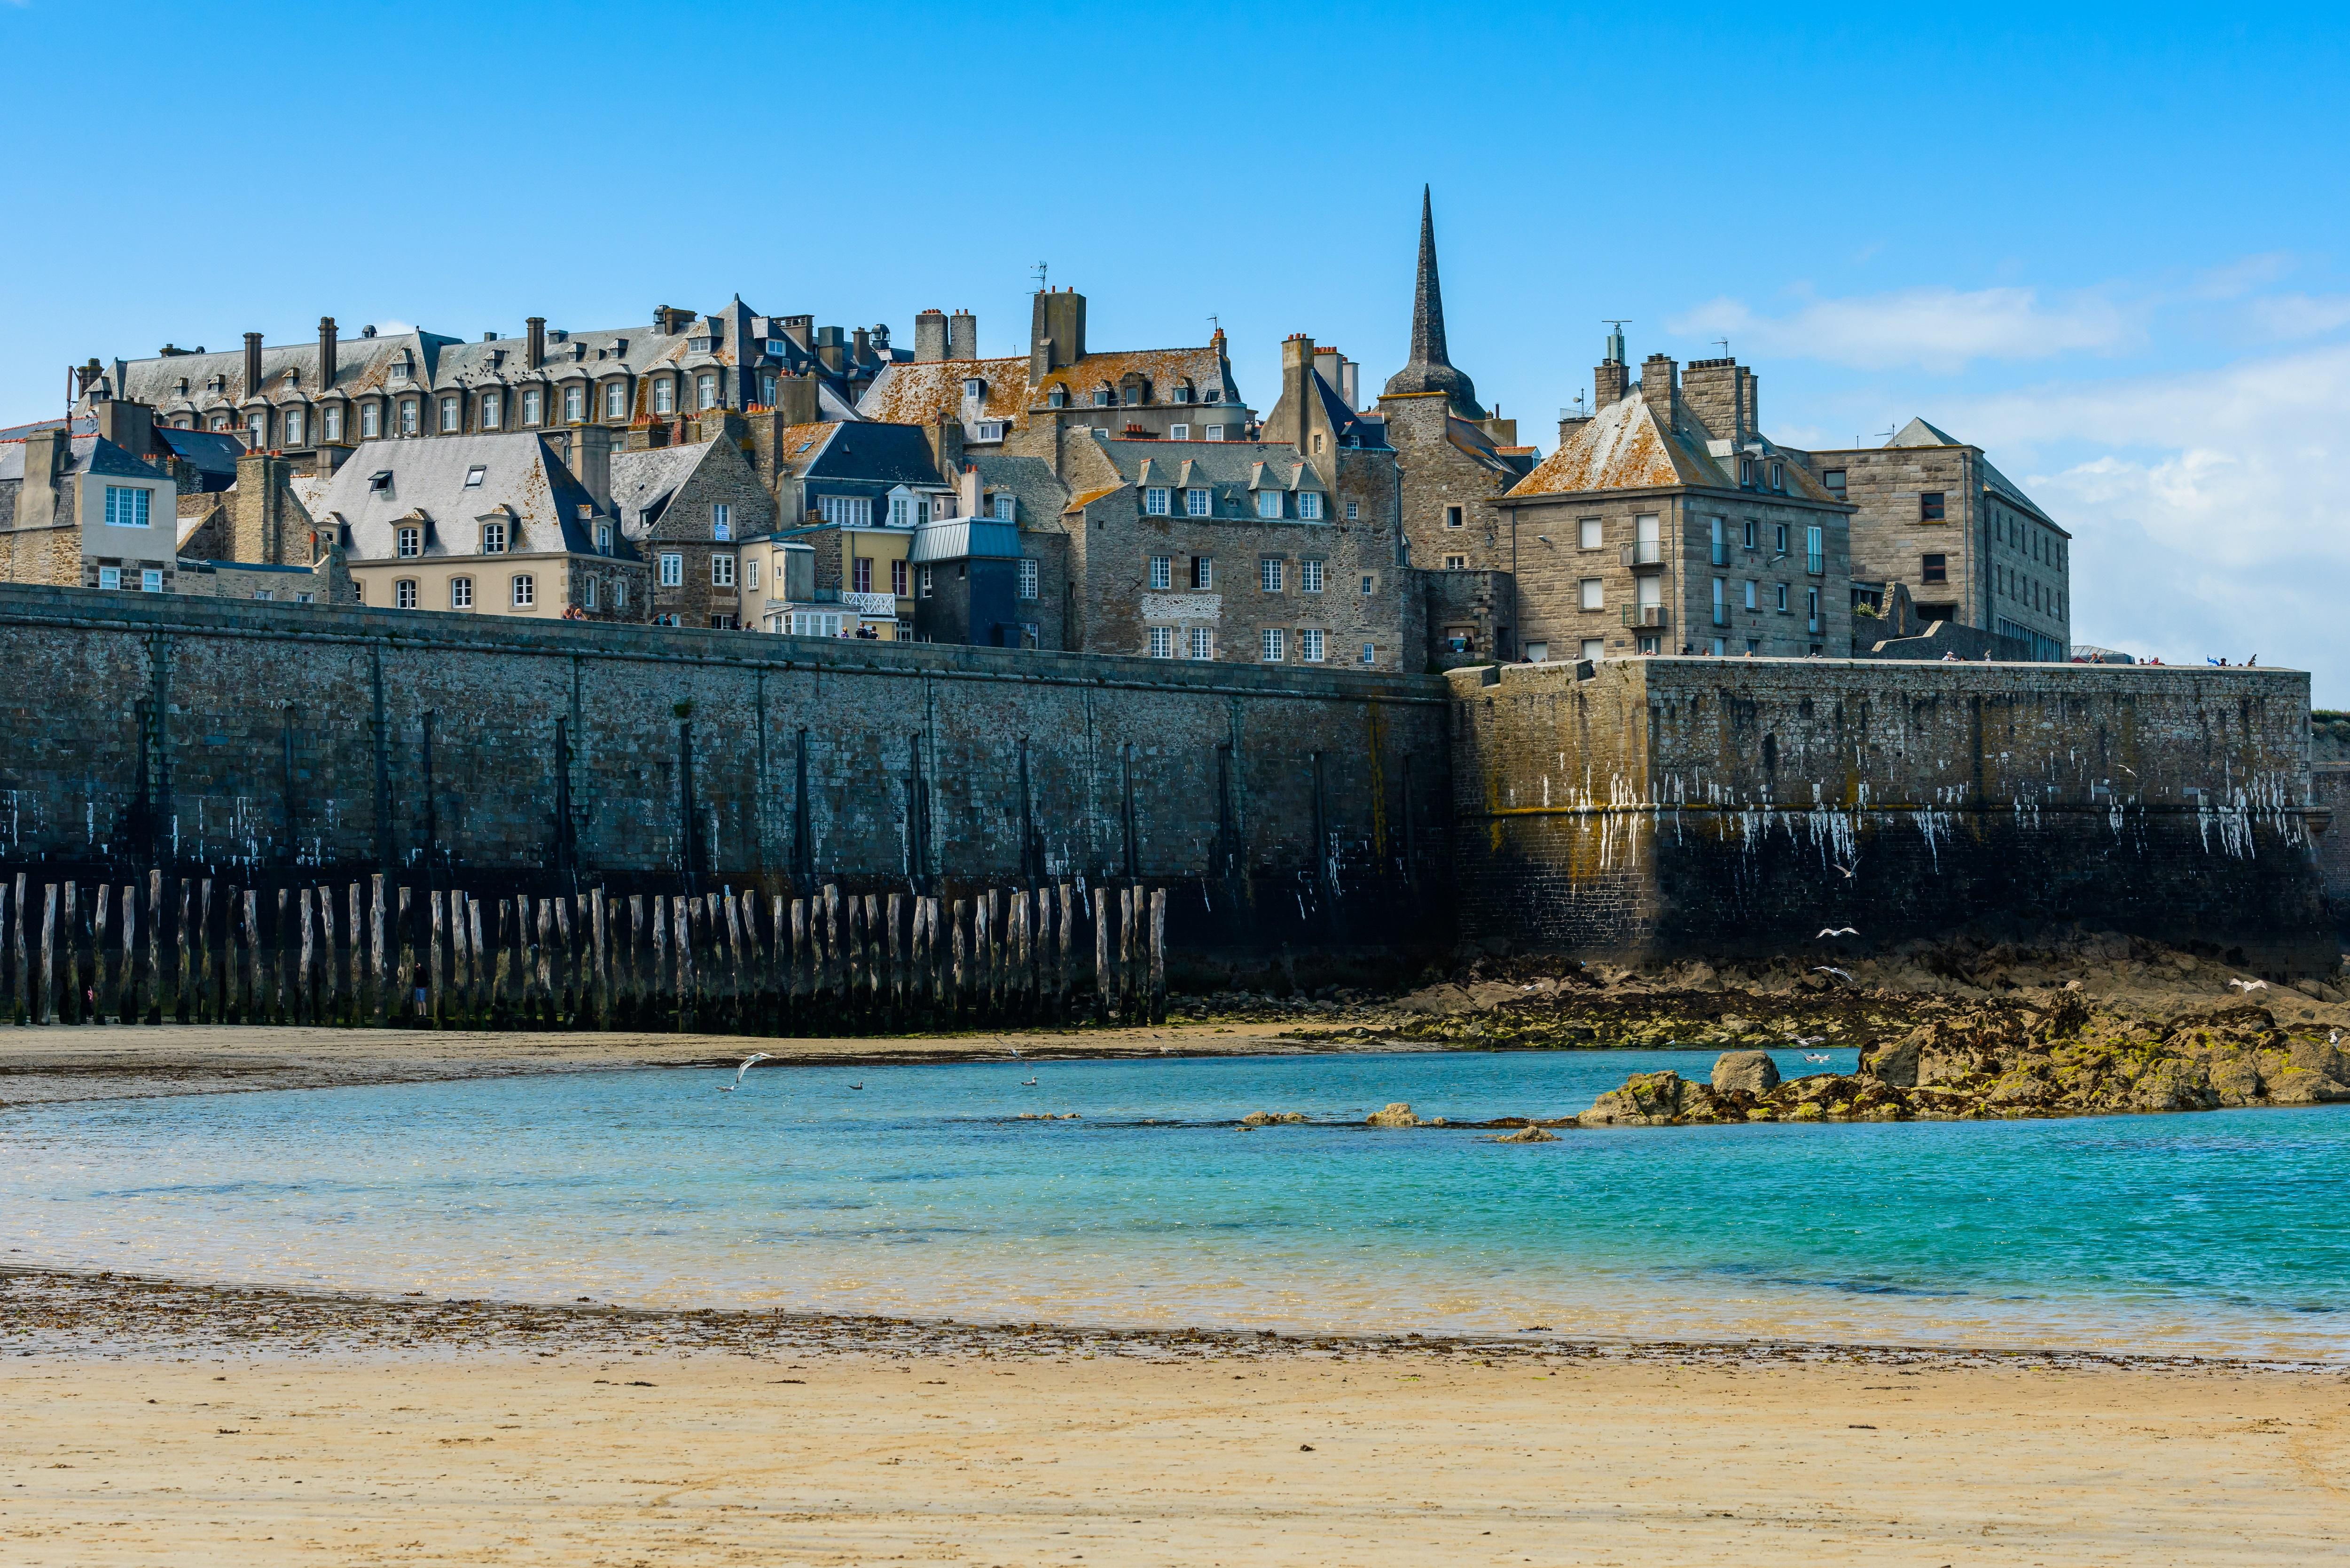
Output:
1713 338 1731 360
1032 261 1049 293
1207 314 1219 333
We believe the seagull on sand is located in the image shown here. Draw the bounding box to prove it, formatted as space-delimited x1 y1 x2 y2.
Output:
720 1052 774 1092
1817 926 1858 938
1813 966 1854 981
2229 978 2269 992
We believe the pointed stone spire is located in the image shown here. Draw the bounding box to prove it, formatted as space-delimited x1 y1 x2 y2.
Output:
1382 186 1484 419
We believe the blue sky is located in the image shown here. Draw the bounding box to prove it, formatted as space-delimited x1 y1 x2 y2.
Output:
6 4 2345 695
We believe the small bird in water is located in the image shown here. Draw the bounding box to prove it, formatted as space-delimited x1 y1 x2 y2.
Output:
848 1082 864 1091
2228 978 2269 992
1022 1076 1039 1087
1813 965 1853 981
1803 1052 1831 1064
720 1051 773 1092
1817 926 1858 938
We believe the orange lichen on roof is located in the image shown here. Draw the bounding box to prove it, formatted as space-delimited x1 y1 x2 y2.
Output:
1506 395 1721 497
768 422 839 474
859 346 1228 429
1062 483 1127 514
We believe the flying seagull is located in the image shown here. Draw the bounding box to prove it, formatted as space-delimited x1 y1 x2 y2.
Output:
720 1051 774 1092
1813 966 1853 981
2228 978 2268 991
1817 926 1858 938
1832 863 1856 879
1789 1035 1826 1047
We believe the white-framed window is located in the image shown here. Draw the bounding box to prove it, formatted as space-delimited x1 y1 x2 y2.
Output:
975 421 1006 441
1775 582 1790 613
1581 637 1606 661
1019 558 1039 599
712 503 731 541
1149 627 1175 659
1149 555 1172 590
482 519 507 553
1301 629 1325 663
659 552 683 587
820 496 873 527
744 557 760 590
512 574 536 608
787 610 846 637
1187 627 1213 659
1347 501 1361 521
1204 424 1225 441
283 408 304 446
891 558 908 596
652 379 674 415
993 493 1015 521
1190 557 1213 590
248 412 267 447
360 403 380 438
103 486 151 528
1256 491 1282 519
1260 558 1284 593
141 568 163 593
450 576 473 609
1579 517 1603 549
760 372 777 406
1298 492 1323 520
1260 628 1285 662
614 579 628 609
920 565 934 597
712 554 736 588
583 575 598 610
323 405 343 442
395 579 418 609
605 382 627 419
1580 577 1603 611
1444 554 1467 570
522 389 542 426
1360 573 1375 595
696 373 716 409
564 385 585 422
853 557 873 594
1169 423 1190 440
1300 559 1324 593
889 494 910 527
252 589 273 601
595 522 612 555
1184 487 1210 517
397 526 422 558
1145 486 1171 516
98 565 120 589
209 413 229 431
439 396 460 432
482 393 503 430
1360 642 1377 665
400 401 421 435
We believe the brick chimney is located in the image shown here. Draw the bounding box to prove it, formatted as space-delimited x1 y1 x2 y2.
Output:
232 450 300 564
318 317 338 390
1027 288 1086 383
243 332 263 398
773 371 820 428
948 310 977 361
1681 358 1745 445
525 317 546 371
914 309 948 362
92 399 157 462
1639 353 1679 424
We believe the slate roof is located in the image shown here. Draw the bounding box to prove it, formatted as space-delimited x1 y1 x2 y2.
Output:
1508 394 1839 504
802 422 943 485
1884 416 2062 532
157 426 243 486
611 442 712 538
1060 440 1335 518
965 454 1067 531
307 433 612 561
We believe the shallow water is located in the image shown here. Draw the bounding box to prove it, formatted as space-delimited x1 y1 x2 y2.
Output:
6 1048 2346 1359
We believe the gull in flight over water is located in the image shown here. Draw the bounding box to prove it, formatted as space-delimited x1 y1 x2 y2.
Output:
1813 966 1853 981
1817 926 1858 938
1832 863 1855 879
1789 1035 1826 1047
720 1051 774 1092
2228 978 2269 992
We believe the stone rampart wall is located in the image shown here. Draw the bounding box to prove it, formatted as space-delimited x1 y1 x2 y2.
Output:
1449 657 2333 972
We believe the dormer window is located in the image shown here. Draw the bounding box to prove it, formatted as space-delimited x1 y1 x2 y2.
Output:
176 377 190 396
1174 381 1194 404
1092 387 1112 407
1770 462 1785 491
481 519 507 553
1123 385 1141 406
368 470 393 494
1739 457 1756 487
963 377 984 398
689 335 714 352
1047 387 1067 408
973 421 1005 442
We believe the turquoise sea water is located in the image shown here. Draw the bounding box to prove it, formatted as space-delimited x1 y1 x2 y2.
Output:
5 1049 2346 1359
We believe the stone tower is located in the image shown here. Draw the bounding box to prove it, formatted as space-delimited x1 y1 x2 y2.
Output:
1381 186 1485 420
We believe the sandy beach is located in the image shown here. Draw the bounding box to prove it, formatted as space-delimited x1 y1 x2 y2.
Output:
2 1270 2344 1566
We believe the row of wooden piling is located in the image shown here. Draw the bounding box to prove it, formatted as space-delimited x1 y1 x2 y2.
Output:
0 870 1170 1031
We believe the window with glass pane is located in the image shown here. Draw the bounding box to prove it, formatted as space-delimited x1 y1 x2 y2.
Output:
450 577 472 609
713 503 730 541
696 374 716 409
1298 492 1322 520
1150 556 1172 590
396 580 418 609
564 385 584 421
1145 487 1169 515
1187 627 1212 659
891 559 909 596
994 494 1014 521
1149 627 1174 659
512 575 535 607
141 568 163 592
1301 629 1324 662
1256 492 1282 519
104 486 151 527
482 521 507 553
1260 629 1284 661
1301 560 1324 593
653 380 674 414
397 527 421 558
98 566 120 590
361 404 380 438
1019 558 1038 599
1185 488 1210 517
713 555 735 588
852 557 871 594
1260 558 1283 593
660 553 682 587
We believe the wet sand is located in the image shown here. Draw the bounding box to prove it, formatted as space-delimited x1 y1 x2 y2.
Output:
3 1270 2344 1566
0 1019 1409 1105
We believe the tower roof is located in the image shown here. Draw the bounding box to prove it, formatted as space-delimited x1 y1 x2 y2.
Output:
1380 186 1485 419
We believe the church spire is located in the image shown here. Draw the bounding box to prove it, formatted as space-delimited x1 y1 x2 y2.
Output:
1382 185 1484 418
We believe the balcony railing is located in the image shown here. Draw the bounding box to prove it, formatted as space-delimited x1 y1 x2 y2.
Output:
1621 540 1662 568
1622 604 1667 629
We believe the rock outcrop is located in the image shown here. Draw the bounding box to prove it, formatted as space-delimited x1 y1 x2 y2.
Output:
1710 1050 1781 1097
1489 1123 1559 1143
1580 1000 2350 1125
1239 1111 1309 1127
1364 1102 1421 1128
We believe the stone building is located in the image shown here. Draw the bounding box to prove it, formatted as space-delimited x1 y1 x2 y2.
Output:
80 298 898 468
1497 341 1853 662
302 431 642 622
1795 418 2072 660
609 416 773 630
1375 188 1537 587
751 419 954 639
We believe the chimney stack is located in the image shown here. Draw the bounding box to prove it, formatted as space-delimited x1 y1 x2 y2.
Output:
1681 357 1745 445
1639 353 1678 423
318 317 338 390
243 332 263 397
525 316 546 371
914 309 948 362
774 371 820 427
1027 288 1086 382
948 310 978 361
18 428 69 529
852 325 872 365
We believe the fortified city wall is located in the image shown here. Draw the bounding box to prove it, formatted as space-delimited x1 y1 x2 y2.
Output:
0 584 1451 983
1448 657 2335 972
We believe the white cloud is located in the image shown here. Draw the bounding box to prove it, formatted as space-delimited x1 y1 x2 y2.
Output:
372 318 416 336
2248 293 2350 339
1943 343 2350 695
1672 287 2136 373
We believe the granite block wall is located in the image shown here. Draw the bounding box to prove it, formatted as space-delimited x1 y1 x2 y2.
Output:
1449 656 2334 972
